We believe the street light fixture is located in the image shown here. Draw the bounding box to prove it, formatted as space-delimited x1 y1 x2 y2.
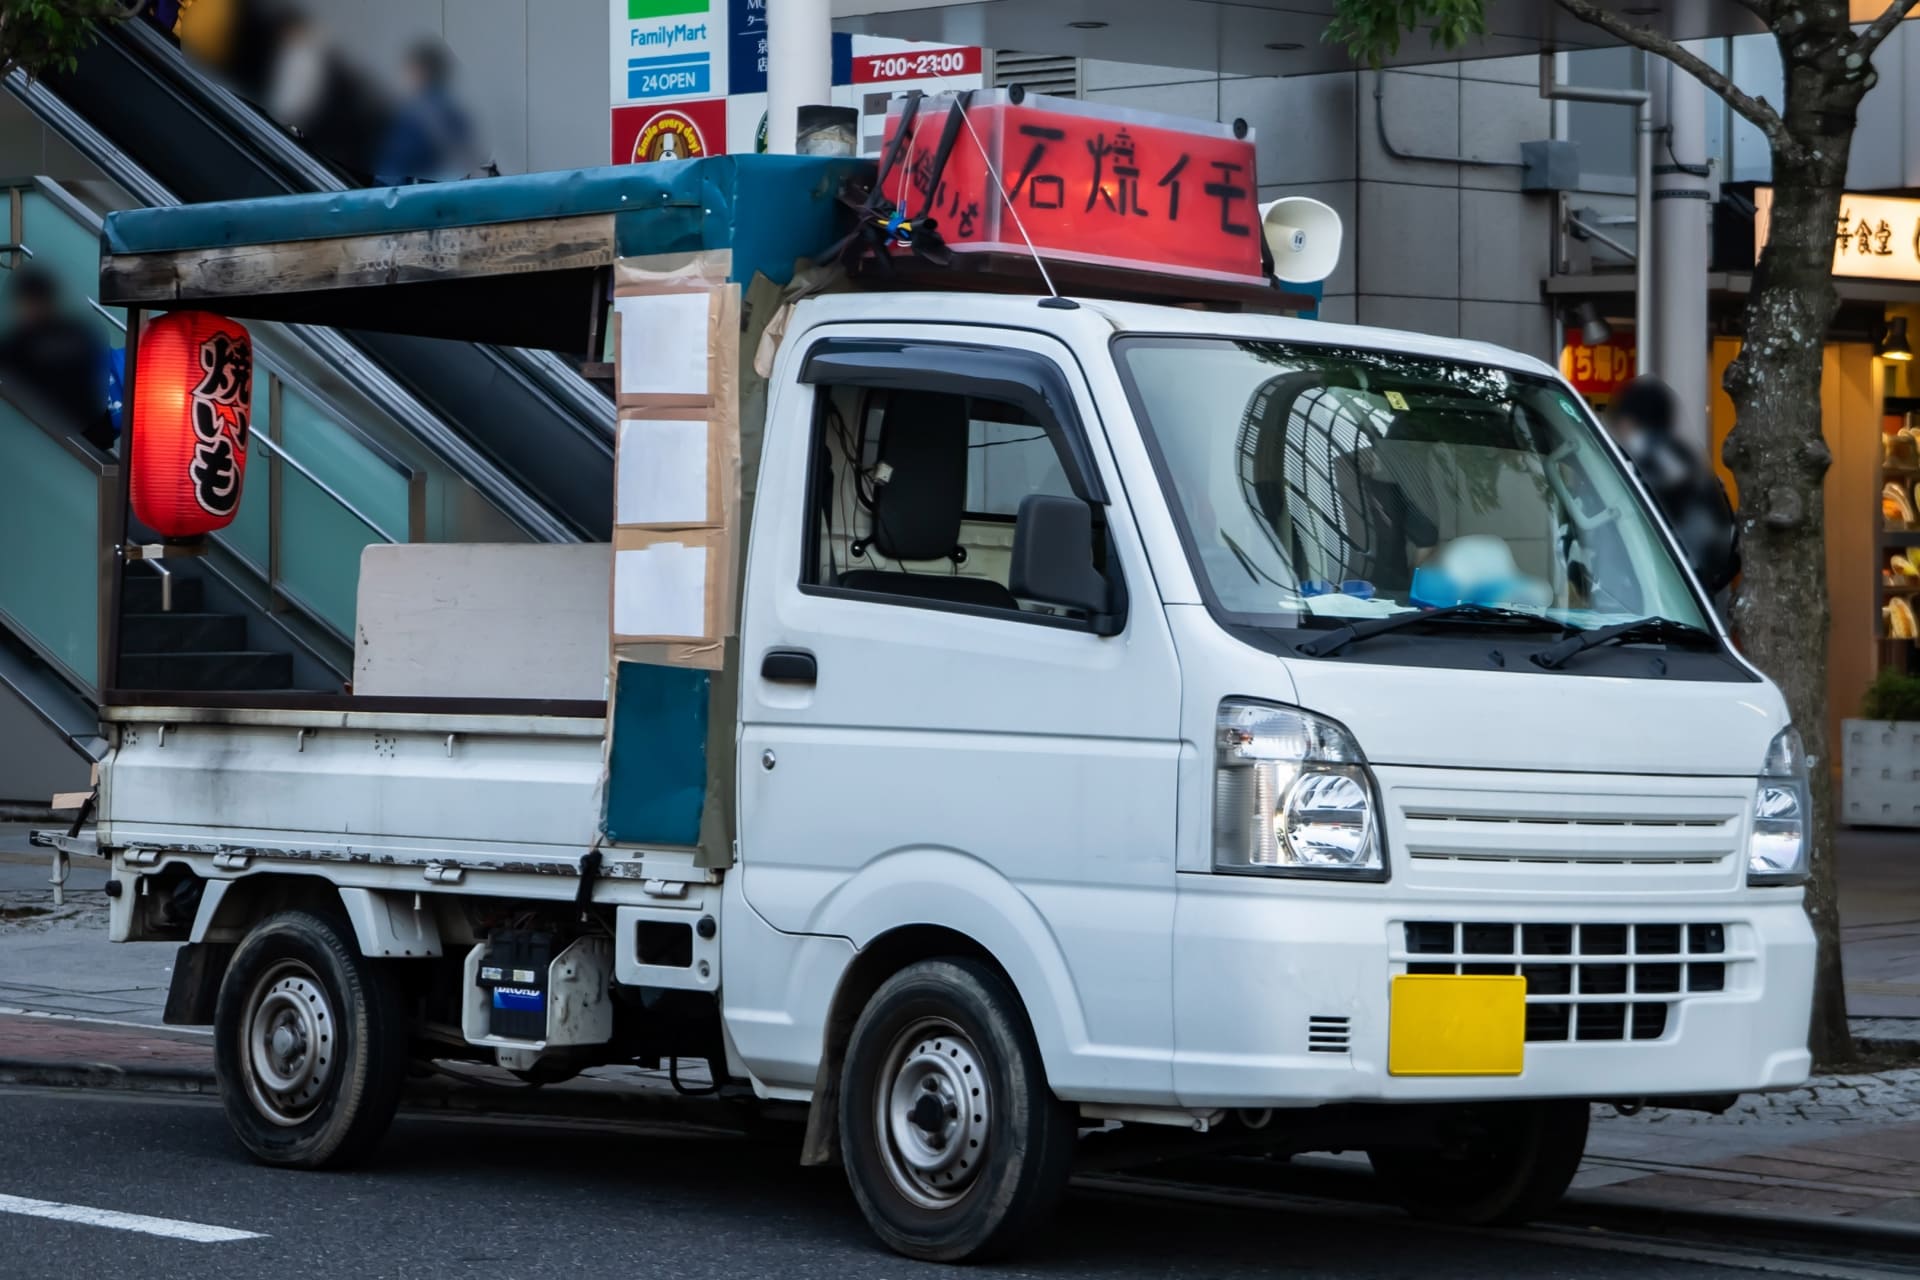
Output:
1569 300 1613 347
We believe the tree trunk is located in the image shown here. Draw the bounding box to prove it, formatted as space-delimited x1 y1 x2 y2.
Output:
1721 128 1854 1065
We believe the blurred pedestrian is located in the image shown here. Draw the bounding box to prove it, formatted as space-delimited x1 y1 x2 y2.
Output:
1605 376 1741 599
0 265 116 452
375 39 477 184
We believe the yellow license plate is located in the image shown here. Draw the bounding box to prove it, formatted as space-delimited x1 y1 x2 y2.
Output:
1388 974 1526 1077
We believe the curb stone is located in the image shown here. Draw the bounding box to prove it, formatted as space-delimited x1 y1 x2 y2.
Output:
1559 1189 1920 1254
0 1055 780 1136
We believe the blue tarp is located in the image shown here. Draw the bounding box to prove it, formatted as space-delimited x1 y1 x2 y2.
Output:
101 154 862 290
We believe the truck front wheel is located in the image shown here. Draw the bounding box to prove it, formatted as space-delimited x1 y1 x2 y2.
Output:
213 910 408 1169
838 958 1076 1262
1366 1099 1589 1226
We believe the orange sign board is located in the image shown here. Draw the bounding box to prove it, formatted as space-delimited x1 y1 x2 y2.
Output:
1560 336 1636 398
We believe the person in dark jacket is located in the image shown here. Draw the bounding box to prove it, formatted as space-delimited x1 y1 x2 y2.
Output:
1605 376 1741 598
375 39 476 184
0 264 115 451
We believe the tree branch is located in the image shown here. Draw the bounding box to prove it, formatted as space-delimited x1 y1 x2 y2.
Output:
1553 0 1807 164
1854 0 1920 56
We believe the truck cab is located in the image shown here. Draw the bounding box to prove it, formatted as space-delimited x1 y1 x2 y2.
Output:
67 143 1814 1263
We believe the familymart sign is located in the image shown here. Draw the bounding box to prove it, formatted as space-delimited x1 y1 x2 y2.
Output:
614 0 720 101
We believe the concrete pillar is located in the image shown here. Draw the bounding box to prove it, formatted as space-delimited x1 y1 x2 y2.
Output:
765 0 832 154
1651 48 1714 451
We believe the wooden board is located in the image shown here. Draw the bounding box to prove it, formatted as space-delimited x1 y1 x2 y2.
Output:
101 214 616 306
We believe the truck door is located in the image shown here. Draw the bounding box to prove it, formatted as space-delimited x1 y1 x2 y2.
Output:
737 325 1183 1098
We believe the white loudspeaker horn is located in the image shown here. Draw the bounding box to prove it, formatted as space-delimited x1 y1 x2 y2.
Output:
1258 196 1343 285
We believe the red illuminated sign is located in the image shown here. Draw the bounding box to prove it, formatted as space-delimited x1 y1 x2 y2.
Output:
878 92 1264 283
131 311 252 540
1560 335 1637 399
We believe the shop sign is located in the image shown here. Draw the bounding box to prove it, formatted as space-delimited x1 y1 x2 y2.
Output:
610 0 723 105
1560 335 1636 398
1755 186 1920 283
879 94 1264 283
613 100 726 163
853 46 981 84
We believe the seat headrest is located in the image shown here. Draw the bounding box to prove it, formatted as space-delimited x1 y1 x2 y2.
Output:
866 391 970 562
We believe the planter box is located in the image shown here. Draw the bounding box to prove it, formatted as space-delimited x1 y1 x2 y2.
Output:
1842 719 1920 828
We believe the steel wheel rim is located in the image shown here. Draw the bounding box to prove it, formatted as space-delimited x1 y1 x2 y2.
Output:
240 960 336 1127
873 1017 991 1210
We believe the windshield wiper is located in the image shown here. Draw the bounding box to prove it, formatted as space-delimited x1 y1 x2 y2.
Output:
1530 617 1717 670
1298 604 1566 658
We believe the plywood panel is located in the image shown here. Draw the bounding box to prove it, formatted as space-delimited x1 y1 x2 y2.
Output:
354 543 611 701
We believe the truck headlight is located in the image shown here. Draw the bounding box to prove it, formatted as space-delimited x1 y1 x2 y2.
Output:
1214 700 1386 879
1749 726 1809 886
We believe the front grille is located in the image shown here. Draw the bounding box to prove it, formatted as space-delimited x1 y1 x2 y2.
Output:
1398 921 1733 1043
1395 798 1744 868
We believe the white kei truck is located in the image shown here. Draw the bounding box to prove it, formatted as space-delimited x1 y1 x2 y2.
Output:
52 107 1815 1262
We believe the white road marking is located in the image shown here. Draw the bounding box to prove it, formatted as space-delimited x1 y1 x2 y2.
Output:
0 1194 263 1243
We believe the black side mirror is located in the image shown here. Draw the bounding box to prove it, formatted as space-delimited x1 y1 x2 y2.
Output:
1010 494 1120 634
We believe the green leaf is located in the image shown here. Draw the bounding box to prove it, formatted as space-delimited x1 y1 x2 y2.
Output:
0 0 136 81
1324 0 1491 70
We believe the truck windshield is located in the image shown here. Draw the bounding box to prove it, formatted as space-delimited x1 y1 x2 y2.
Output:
1113 336 1709 634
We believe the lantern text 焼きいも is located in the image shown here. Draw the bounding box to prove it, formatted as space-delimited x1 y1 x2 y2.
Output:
130 311 253 539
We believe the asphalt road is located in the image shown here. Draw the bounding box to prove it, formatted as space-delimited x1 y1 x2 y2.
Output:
0 1088 1873 1280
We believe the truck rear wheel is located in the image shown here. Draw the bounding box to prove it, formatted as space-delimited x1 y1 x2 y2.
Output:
1366 1099 1589 1226
213 910 407 1169
838 958 1075 1262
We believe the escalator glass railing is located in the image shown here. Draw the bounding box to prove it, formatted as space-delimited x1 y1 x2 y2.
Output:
271 379 408 637
0 393 108 690
7 177 411 649
21 189 124 345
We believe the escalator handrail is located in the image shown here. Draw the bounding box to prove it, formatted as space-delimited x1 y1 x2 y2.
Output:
111 18 614 450
2 83 579 544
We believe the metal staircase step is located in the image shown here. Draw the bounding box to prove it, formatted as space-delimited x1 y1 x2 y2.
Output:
119 612 248 654
121 575 205 613
116 650 293 692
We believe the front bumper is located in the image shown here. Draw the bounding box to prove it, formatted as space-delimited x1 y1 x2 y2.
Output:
1170 881 1814 1108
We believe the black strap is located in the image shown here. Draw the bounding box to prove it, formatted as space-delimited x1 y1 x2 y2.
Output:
909 90 974 226
871 90 924 197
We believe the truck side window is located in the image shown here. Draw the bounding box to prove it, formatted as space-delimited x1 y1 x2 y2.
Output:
804 383 1103 621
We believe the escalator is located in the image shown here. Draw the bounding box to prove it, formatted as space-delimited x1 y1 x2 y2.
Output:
0 170 564 795
26 16 615 539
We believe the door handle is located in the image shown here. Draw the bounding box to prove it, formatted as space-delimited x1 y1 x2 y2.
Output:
761 648 817 684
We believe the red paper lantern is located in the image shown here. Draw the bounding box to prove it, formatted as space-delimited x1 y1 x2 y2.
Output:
130 311 253 538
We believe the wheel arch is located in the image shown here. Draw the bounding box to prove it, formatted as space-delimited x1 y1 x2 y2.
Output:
798 923 1041 1168
173 874 428 1025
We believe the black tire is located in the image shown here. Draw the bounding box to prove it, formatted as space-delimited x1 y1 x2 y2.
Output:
838 958 1076 1262
213 909 408 1169
1367 1099 1589 1226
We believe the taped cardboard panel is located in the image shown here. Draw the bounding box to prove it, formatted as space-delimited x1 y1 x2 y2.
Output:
613 248 732 294
610 525 731 647
614 291 718 407
616 416 720 529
